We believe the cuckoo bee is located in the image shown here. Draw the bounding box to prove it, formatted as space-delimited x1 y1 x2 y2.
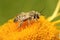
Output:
14 11 40 27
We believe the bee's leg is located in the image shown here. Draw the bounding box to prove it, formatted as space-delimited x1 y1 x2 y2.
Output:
34 16 37 22
34 19 37 22
18 21 23 28
27 19 30 26
34 15 39 22
30 16 34 21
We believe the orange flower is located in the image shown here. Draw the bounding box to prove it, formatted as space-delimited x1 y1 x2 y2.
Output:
0 16 59 40
0 0 60 40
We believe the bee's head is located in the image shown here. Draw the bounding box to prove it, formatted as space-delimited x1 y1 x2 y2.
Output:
34 13 40 19
30 11 40 19
31 11 40 19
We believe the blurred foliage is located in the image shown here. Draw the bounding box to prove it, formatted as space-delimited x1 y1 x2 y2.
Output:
0 0 60 29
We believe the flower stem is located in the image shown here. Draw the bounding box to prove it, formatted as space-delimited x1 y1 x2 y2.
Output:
47 0 60 21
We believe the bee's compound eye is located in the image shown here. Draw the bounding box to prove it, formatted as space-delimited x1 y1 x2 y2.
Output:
34 14 39 19
37 14 40 18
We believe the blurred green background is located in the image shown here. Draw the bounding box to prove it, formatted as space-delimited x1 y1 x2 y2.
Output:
0 0 60 29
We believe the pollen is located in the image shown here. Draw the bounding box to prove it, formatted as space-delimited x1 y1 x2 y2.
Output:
0 0 60 39
0 15 60 40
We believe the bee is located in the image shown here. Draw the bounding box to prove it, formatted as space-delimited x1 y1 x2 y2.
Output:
14 11 40 27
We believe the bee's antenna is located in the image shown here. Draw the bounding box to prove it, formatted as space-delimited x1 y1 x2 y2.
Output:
40 8 45 15
40 8 45 13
